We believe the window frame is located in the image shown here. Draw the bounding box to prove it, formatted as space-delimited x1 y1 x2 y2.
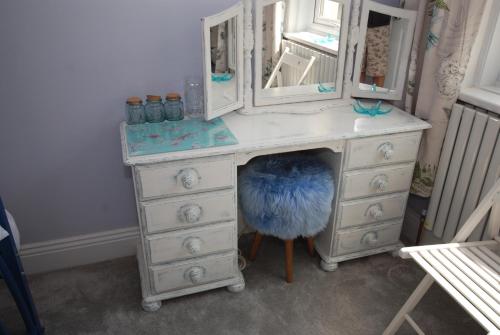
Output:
313 0 342 29
460 0 500 114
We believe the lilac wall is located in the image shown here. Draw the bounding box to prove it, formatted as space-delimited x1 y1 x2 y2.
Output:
0 0 237 244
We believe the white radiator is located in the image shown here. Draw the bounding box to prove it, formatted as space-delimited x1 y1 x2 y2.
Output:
428 103 500 242
281 39 337 86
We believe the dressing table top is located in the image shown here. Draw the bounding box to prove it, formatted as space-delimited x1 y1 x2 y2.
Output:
120 104 430 166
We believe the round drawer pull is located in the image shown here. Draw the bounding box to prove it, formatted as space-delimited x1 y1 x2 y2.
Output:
178 204 203 223
366 203 384 220
370 174 389 192
361 232 379 246
378 142 394 160
184 266 205 284
177 168 201 189
183 237 203 255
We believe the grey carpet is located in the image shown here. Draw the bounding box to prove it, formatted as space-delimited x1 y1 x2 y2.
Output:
0 235 483 334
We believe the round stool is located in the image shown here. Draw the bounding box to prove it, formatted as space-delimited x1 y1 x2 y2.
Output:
238 153 335 282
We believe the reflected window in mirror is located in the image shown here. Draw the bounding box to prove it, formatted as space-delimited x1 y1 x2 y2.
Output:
255 0 349 106
314 0 342 28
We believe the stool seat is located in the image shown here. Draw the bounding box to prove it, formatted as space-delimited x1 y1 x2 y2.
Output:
239 153 334 240
238 153 335 282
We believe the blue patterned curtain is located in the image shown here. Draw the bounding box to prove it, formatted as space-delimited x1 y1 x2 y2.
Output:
411 0 487 198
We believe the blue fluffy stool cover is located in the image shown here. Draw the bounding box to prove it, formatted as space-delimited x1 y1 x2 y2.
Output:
238 153 335 240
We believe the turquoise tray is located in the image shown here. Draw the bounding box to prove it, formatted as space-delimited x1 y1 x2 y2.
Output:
126 118 238 156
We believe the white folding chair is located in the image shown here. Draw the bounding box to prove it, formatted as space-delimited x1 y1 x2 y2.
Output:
264 47 316 89
384 178 500 335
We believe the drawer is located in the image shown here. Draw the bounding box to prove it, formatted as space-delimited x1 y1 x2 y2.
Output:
150 252 237 294
338 192 408 229
345 132 421 170
146 222 235 264
140 189 236 234
135 155 234 200
341 163 414 200
335 221 402 256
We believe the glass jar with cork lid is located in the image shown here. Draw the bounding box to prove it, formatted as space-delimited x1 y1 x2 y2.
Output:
164 93 184 121
126 97 145 125
144 95 165 123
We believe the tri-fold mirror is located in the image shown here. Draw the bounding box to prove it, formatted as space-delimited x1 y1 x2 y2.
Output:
352 0 416 100
254 0 351 106
201 0 418 119
202 3 244 120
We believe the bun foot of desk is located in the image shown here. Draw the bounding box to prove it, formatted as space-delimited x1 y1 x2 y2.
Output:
142 300 162 312
320 260 338 272
227 272 246 293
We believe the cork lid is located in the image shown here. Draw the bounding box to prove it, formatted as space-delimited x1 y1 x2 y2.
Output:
126 96 142 105
146 95 162 102
166 92 181 101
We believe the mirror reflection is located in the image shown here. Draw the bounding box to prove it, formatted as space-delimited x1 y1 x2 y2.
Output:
210 17 238 110
261 0 343 93
359 11 409 93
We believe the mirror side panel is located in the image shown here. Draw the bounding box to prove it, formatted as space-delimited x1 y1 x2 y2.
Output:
351 0 416 101
202 2 245 120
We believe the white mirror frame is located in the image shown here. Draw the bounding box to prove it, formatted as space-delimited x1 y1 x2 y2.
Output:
351 0 416 101
252 0 351 107
202 2 244 121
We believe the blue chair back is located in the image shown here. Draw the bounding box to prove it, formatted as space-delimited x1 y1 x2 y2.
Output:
0 197 44 335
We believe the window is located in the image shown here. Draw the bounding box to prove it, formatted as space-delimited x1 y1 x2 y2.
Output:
314 0 342 28
460 0 500 113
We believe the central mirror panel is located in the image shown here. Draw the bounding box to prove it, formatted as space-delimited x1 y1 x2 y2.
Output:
254 0 350 106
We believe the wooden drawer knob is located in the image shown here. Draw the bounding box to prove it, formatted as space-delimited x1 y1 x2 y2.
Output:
378 142 394 160
184 266 205 284
183 237 203 255
361 231 379 246
370 174 389 192
366 203 384 220
177 168 201 189
178 204 203 223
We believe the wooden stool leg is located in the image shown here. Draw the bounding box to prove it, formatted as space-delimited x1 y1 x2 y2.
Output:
285 240 294 283
249 232 263 261
306 237 315 256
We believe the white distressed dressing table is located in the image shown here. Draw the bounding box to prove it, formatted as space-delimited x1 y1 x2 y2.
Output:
120 105 430 310
120 0 430 310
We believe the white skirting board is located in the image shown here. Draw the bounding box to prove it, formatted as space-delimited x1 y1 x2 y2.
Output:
19 227 139 274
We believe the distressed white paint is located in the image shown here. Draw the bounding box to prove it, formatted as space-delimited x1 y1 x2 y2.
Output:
134 155 234 199
146 222 235 264
137 245 245 311
344 132 421 170
337 192 409 229
140 189 236 234
121 0 431 310
150 251 238 294
131 145 243 310
334 220 402 255
121 106 429 166
341 163 414 200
